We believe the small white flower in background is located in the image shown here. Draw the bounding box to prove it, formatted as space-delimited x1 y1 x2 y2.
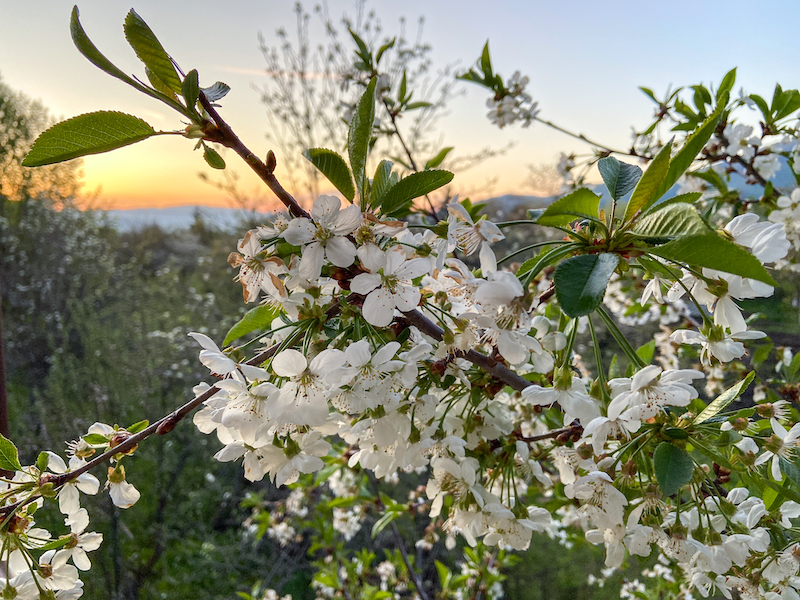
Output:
723 123 760 160
754 153 781 180
670 326 765 365
259 432 332 487
280 194 362 281
754 418 800 480
446 202 504 274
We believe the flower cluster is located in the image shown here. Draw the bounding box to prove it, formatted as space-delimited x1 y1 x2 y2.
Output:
0 421 147 599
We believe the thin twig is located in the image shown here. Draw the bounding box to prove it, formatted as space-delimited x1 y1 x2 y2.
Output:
198 93 310 219
368 473 431 600
515 424 582 444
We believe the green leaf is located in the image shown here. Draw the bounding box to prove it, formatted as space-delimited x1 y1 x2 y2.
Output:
37 451 49 472
425 147 454 170
124 8 182 93
642 192 703 213
480 42 493 78
780 457 800 490
127 419 149 434
653 442 694 496
372 510 402 538
23 111 156 167
636 340 656 365
649 232 776 286
182 69 200 111
625 140 672 221
375 38 395 65
663 427 689 440
764 475 800 505
0 435 21 472
751 342 773 369
379 170 454 217
223 305 282 346
630 203 711 240
348 78 377 204
203 144 226 169
303 148 355 202
554 253 619 318
654 98 727 200
775 89 800 121
372 160 396 206
70 7 151 96
597 157 642 201
145 67 178 100
716 68 737 101
750 94 771 122
694 372 755 424
518 244 577 280
535 188 601 227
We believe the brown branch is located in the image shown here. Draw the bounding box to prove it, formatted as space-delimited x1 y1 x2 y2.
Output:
198 93 311 219
402 309 532 392
0 332 290 516
515 423 583 444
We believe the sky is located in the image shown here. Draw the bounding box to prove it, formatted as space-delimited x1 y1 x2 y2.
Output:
2 0 800 210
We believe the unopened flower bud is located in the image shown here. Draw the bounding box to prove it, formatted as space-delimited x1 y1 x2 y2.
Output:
184 123 205 139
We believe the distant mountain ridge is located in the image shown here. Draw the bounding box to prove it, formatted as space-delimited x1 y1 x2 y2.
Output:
104 195 557 231
105 205 275 232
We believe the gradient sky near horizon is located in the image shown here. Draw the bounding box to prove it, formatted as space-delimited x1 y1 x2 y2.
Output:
2 0 799 210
